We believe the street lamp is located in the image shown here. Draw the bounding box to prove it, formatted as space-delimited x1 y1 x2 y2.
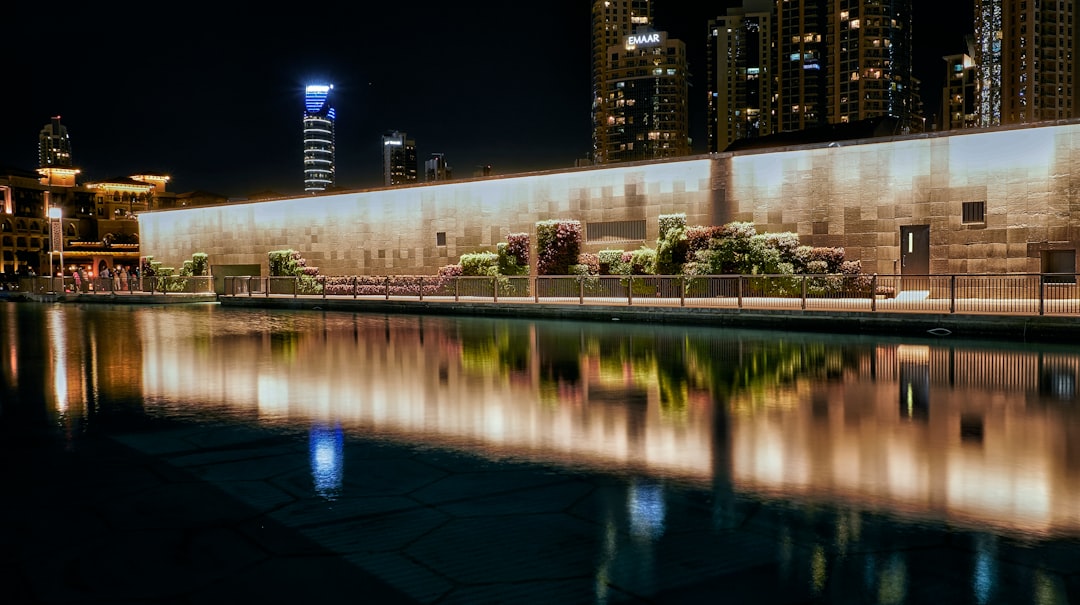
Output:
48 207 63 292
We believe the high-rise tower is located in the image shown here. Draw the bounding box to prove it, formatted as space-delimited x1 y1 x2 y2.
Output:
975 0 1076 126
39 116 73 168
591 1 690 163
591 0 652 163
303 84 335 193
828 0 913 128
382 131 417 186
707 2 773 152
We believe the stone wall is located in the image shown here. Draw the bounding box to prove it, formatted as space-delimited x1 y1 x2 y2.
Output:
718 121 1080 275
139 158 716 276
140 120 1080 278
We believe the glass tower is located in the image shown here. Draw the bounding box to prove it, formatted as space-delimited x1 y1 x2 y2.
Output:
39 116 73 168
303 84 335 193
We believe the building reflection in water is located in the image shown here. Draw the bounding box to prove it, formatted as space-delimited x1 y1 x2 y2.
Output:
118 312 1080 539
9 305 1080 601
309 423 344 500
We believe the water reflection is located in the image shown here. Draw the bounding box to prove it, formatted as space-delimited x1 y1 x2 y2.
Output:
6 304 1080 538
5 304 1080 602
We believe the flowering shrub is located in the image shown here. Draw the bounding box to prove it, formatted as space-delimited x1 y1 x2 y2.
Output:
535 219 581 275
506 233 530 267
576 253 599 275
438 264 463 278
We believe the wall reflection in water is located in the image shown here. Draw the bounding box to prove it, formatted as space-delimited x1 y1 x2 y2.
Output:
4 304 1080 602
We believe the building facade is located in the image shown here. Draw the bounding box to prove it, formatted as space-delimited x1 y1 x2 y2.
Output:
303 84 336 193
382 131 417 186
140 120 1080 282
827 0 913 128
591 0 653 164
425 154 451 182
39 116 73 168
942 45 978 131
599 29 691 163
707 3 774 152
975 0 1077 126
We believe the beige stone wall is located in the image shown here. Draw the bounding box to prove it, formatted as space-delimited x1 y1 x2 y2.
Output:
719 121 1080 275
139 158 716 276
140 121 1080 278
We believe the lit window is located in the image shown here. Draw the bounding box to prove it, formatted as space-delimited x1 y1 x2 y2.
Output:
850 19 860 28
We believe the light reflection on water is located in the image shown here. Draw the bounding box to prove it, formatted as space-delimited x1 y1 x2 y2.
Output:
5 302 1080 602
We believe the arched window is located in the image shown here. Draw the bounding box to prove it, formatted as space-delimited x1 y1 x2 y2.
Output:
1 220 11 233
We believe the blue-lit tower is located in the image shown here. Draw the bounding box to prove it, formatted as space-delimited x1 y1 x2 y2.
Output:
303 84 335 193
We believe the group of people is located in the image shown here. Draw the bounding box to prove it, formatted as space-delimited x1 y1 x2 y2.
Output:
65 265 138 293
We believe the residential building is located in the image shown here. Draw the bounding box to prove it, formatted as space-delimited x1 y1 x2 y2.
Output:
975 0 1077 126
303 84 336 192
707 2 774 152
599 29 691 163
591 0 654 163
425 154 451 182
382 131 417 186
39 116 73 168
942 43 978 131
827 0 914 129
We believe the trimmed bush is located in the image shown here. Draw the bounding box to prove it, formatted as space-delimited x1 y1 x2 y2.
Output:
536 219 581 275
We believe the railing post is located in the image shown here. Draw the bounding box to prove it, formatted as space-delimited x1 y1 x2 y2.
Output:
455 277 460 302
801 275 807 310
627 276 633 306
322 275 327 299
293 277 297 298
385 276 391 299
1039 275 1045 316
949 275 956 313
579 276 584 305
534 277 539 304
353 276 358 298
419 276 424 301
680 276 685 307
871 274 877 312
493 276 498 303
737 275 743 309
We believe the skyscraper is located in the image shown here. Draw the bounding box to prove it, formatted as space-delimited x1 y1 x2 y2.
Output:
975 0 1076 126
425 154 451 182
591 1 690 163
707 2 773 152
39 116 72 168
708 1 916 147
941 40 978 131
382 131 417 186
828 0 913 128
303 84 335 193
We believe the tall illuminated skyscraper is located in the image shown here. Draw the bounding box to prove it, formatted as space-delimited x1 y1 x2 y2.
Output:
975 0 1076 126
303 84 335 193
591 1 690 163
39 116 73 168
707 2 773 152
382 131 417 186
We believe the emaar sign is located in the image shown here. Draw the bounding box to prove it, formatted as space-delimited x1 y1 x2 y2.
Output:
626 33 661 47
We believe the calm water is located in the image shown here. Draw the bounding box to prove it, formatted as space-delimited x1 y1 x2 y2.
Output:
4 302 1080 603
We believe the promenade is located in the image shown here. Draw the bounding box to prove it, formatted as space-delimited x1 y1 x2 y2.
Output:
9 272 1080 343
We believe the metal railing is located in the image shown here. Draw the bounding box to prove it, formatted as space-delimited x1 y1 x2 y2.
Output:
221 273 1080 317
17 275 215 296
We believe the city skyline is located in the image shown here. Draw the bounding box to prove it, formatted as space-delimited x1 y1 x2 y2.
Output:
7 1 971 197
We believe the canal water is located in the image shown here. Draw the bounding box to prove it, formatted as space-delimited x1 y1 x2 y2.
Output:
3 302 1080 603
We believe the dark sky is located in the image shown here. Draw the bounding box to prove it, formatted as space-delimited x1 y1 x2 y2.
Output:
5 1 970 198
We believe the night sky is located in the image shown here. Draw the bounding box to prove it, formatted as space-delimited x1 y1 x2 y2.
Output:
6 1 970 198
